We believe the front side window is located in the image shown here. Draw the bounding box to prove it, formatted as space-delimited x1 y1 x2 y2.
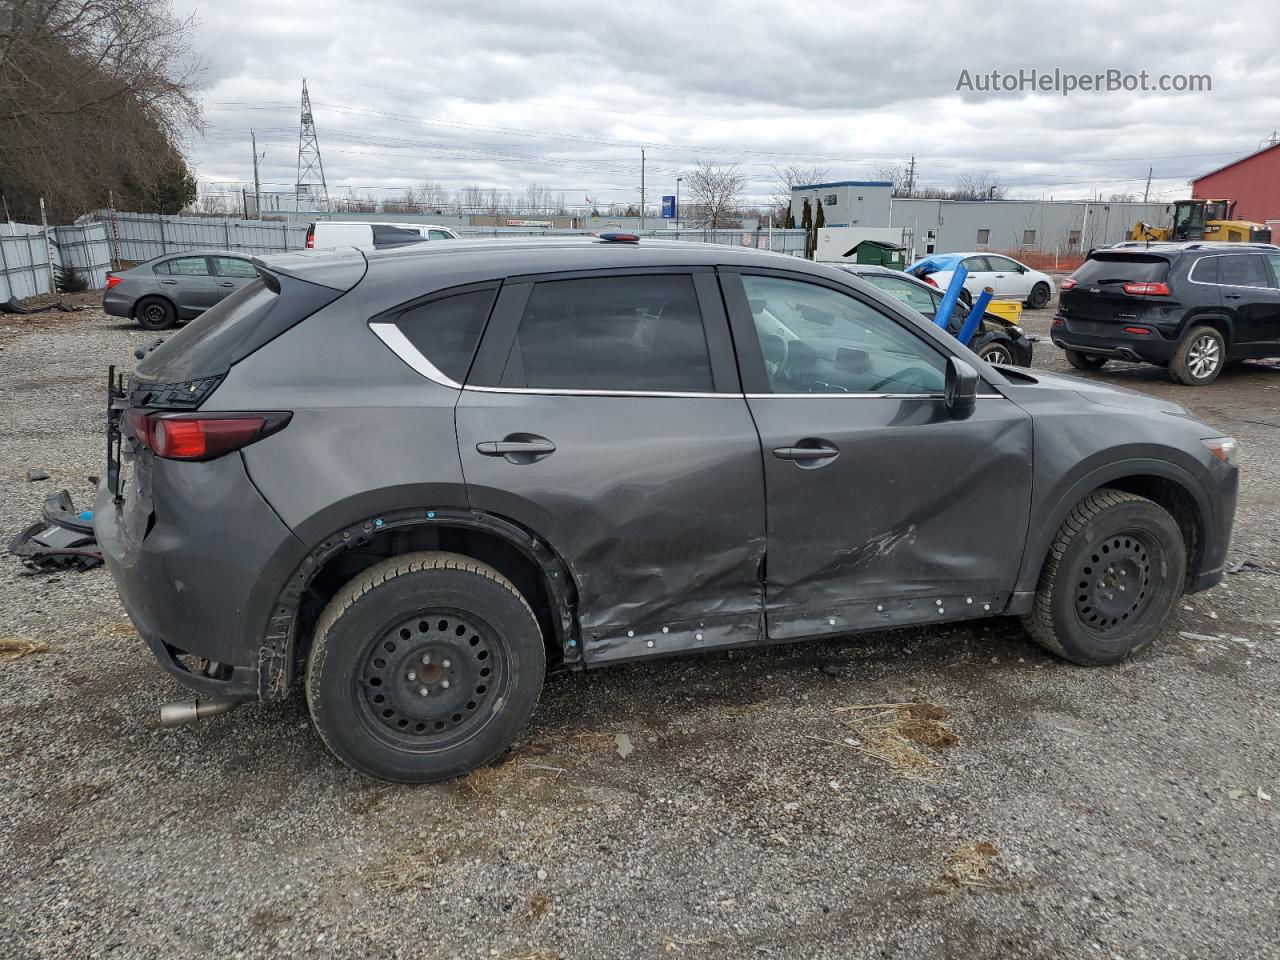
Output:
1267 255 1280 286
988 255 1021 271
504 275 712 392
1219 254 1272 288
427 229 454 240
166 257 211 276
211 257 257 278
742 275 947 395
393 288 496 383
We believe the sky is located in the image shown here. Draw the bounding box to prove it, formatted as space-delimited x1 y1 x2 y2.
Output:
177 0 1280 211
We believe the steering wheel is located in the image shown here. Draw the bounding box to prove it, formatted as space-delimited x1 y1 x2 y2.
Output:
868 366 931 393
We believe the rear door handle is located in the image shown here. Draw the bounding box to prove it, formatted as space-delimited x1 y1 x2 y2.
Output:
476 436 556 463
218 281 235 287
1225 293 1243 299
772 444 840 462
159 279 177 285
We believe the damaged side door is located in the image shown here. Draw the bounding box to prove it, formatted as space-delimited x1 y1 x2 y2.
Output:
720 268 1033 641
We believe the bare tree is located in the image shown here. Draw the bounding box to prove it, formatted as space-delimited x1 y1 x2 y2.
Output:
687 159 746 231
522 182 550 214
0 0 204 219
381 188 419 214
950 171 1006 200
871 163 913 198
771 163 829 224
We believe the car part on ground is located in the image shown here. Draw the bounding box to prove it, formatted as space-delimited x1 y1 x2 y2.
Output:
1051 243 1280 385
94 237 1239 783
8 490 102 571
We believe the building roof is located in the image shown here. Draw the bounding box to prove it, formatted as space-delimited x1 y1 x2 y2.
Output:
1193 141 1280 183
793 180 893 190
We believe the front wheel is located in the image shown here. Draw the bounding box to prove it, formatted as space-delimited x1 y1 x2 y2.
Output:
1021 489 1186 665
1026 282 1052 309
1065 349 1107 371
135 297 176 331
305 552 546 783
976 338 1015 365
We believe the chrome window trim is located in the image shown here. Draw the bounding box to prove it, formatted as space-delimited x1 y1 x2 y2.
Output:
463 385 730 399
745 393 1006 400
369 321 463 389
1188 253 1273 289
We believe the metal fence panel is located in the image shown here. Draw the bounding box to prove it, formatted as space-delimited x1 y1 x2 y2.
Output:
0 224 51 301
52 223 112 288
82 211 306 262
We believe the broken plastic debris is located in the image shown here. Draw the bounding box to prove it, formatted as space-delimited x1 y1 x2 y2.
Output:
26 468 49 481
614 733 634 759
1259 788 1272 803
1227 788 1246 800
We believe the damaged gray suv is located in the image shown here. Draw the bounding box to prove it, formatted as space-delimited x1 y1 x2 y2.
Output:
97 236 1239 783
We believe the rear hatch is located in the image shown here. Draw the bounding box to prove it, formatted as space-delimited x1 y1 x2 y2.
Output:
1059 252 1175 331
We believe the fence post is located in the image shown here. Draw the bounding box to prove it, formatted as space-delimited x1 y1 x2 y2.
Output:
224 218 231 250
0 233 10 302
39 197 57 293
282 221 288 251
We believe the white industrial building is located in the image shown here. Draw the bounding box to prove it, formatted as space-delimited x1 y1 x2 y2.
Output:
791 181 1175 259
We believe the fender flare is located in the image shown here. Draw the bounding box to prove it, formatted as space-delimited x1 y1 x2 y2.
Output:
1012 454 1215 602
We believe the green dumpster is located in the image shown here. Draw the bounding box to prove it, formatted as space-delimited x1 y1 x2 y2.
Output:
844 240 907 270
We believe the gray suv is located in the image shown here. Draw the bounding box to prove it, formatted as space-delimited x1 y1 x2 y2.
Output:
96 237 1239 783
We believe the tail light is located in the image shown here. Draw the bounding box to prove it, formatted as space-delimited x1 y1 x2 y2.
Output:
305 225 315 249
1123 327 1152 335
1060 277 1078 291
1122 281 1170 296
923 275 939 288
106 274 122 289
126 411 290 461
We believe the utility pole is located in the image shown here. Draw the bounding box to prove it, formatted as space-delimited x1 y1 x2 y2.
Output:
252 130 263 220
1143 167 1153 203
640 148 646 231
905 155 916 197
675 176 682 231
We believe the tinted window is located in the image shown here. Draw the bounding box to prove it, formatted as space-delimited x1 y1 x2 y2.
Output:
1268 255 1280 285
506 275 712 392
1219 254 1272 288
962 256 990 272
742 275 946 395
1073 255 1170 285
167 257 210 276
1189 256 1220 285
394 288 496 383
861 275 938 315
211 256 257 278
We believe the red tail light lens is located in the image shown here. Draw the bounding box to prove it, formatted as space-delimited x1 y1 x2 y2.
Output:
1121 281 1170 296
1060 277 1078 291
923 275 939 288
127 412 290 461
106 274 122 289
305 226 315 249
1123 326 1152 335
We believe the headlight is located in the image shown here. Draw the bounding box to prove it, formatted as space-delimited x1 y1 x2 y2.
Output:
1202 437 1239 465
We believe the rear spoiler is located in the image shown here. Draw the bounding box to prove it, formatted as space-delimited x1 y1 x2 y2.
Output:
252 246 368 293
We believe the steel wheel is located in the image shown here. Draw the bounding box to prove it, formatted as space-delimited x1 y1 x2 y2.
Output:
1187 334 1221 380
1074 534 1154 634
357 608 509 752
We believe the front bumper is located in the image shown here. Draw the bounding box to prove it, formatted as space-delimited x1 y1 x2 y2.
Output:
94 452 303 702
1050 317 1176 365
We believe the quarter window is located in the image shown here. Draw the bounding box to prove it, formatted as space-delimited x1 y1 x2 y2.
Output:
393 288 497 383
741 275 947 395
504 275 713 392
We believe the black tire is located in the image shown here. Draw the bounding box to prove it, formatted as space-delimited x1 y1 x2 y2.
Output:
1026 282 1051 309
305 552 545 783
135 297 176 331
1065 349 1107 371
976 338 1015 365
1169 325 1226 385
1021 489 1186 666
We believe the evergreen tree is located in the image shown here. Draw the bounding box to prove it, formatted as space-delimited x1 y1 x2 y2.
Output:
815 199 826 229
801 198 812 230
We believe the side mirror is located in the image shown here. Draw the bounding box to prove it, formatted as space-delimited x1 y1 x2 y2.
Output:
944 357 978 420
1016 264 1027 273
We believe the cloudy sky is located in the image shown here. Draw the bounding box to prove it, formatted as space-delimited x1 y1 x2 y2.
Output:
176 0 1280 211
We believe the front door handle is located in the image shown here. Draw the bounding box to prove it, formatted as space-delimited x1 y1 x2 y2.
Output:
476 435 556 463
218 281 235 287
772 443 840 462
1225 293 1243 299
159 279 177 285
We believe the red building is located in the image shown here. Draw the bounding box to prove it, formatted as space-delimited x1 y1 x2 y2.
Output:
1192 142 1280 240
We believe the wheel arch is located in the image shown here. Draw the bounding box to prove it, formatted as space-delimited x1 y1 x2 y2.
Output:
1013 456 1213 604
1181 313 1233 349
260 501 581 700
131 292 176 320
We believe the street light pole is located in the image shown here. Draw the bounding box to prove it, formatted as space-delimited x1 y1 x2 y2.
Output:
676 176 682 231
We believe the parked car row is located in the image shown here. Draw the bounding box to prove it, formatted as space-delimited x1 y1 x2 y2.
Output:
97 235 1238 782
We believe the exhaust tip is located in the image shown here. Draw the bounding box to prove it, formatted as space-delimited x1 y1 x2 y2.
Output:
159 697 242 728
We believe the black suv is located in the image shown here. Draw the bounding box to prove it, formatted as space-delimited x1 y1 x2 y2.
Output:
1052 242 1280 384
96 237 1238 783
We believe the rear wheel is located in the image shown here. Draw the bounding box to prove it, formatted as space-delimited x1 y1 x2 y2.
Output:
1065 349 1107 371
135 297 176 331
1169 325 1226 385
1026 282 1052 309
305 552 545 783
976 338 1015 365
1021 489 1185 665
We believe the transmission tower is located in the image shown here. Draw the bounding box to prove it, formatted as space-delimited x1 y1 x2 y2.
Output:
296 79 330 212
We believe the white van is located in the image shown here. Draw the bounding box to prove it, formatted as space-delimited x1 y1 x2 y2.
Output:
305 221 460 249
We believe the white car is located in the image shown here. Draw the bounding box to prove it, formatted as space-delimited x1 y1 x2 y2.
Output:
907 252 1055 308
305 221 460 249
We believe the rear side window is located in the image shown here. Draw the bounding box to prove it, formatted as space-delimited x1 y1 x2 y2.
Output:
211 256 257 278
166 257 211 276
503 275 712 392
1219 255 1272 288
393 289 496 383
1073 255 1170 285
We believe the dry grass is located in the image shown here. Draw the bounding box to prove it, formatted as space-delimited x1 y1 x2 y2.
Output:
524 892 552 925
0 638 50 662
942 841 1001 889
826 701 961 777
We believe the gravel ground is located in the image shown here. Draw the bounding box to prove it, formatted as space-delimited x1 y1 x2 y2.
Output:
1 286 1277 960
